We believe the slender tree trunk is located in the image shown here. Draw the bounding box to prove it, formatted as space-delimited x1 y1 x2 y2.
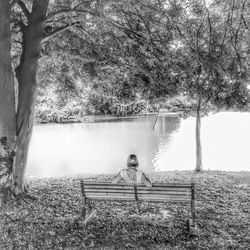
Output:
195 92 202 172
14 0 49 195
0 0 16 202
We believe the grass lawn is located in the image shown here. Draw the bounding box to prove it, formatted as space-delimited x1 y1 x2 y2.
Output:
0 171 249 249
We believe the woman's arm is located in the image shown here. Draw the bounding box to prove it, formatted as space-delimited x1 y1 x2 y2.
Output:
112 172 122 183
141 173 152 187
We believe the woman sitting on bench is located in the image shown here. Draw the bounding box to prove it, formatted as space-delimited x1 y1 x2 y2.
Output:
112 154 152 187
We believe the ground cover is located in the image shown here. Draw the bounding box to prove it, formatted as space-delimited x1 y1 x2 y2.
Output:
0 171 249 249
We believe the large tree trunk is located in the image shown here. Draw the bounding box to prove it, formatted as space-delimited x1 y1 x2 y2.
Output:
14 0 50 196
0 0 16 202
195 93 202 172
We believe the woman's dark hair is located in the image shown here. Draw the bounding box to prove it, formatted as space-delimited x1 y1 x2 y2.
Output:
127 154 139 168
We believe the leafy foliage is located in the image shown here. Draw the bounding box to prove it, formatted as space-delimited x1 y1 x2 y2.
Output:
33 0 249 121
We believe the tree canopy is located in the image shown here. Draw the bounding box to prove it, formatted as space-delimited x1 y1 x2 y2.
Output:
34 0 249 119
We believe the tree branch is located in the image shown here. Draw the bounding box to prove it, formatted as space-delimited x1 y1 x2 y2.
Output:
11 0 18 7
42 22 81 44
46 8 97 22
16 0 30 21
12 39 23 45
206 9 212 55
14 22 27 38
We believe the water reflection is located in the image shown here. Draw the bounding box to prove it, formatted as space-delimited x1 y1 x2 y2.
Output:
26 112 250 178
153 112 250 172
152 116 181 171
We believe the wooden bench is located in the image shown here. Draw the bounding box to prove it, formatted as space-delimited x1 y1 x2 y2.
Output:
80 181 197 235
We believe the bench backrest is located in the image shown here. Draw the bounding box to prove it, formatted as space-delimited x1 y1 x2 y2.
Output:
80 181 195 202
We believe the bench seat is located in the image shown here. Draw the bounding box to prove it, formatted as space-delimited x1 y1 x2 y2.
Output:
80 181 197 235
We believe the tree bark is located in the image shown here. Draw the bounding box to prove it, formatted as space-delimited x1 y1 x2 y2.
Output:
195 92 202 172
0 0 16 202
14 0 50 195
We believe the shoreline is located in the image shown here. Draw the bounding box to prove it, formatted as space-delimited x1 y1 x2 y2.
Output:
25 169 250 180
35 112 160 124
35 109 249 124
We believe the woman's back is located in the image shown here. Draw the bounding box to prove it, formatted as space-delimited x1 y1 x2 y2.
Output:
120 168 142 184
112 154 152 187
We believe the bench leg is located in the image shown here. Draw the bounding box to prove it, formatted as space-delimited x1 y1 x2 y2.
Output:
82 195 87 219
187 218 198 236
189 185 198 236
82 199 97 224
83 209 97 225
88 200 93 213
136 201 141 213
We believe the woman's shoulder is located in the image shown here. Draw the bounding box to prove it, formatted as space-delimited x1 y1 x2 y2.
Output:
120 168 128 176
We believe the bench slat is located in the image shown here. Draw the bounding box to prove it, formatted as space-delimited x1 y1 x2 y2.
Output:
84 190 191 196
139 187 191 191
86 193 134 197
84 188 191 194
139 197 190 201
82 182 192 188
84 186 192 192
85 192 191 200
84 186 134 191
87 195 190 202
140 190 191 196
139 194 190 200
87 196 137 201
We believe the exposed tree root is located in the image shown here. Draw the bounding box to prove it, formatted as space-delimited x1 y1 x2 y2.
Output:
13 184 38 201
18 191 38 200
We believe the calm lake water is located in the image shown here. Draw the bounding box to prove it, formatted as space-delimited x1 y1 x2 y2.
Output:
26 112 250 177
